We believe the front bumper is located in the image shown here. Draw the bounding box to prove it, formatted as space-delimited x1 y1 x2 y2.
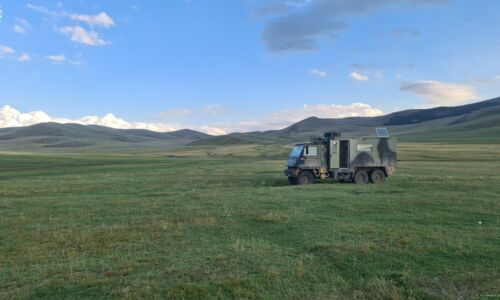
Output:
284 167 300 178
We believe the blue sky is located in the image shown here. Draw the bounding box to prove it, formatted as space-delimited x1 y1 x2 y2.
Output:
0 0 499 134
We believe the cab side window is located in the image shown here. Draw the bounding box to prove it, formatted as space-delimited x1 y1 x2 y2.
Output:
304 146 318 157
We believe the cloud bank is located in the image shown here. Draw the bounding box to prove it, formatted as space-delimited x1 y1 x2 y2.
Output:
0 105 52 128
0 105 181 133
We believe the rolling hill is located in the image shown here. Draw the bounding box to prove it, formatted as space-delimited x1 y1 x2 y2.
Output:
191 96 500 145
0 123 211 152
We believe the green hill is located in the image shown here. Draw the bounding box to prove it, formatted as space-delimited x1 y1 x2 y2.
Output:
0 123 211 152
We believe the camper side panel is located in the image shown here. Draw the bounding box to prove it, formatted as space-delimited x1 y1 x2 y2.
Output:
349 138 397 168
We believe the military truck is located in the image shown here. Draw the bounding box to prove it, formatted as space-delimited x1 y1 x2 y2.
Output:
284 128 397 185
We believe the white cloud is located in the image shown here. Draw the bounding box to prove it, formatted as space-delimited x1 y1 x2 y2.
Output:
27 4 114 46
13 18 31 34
309 68 328 78
18 53 32 62
27 4 115 28
400 80 478 106
0 45 15 56
13 25 27 34
350 72 369 81
57 26 110 46
0 105 52 128
68 12 115 28
47 54 66 62
0 103 384 136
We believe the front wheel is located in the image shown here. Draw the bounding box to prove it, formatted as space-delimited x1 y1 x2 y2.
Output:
370 169 386 184
288 177 298 185
297 171 314 185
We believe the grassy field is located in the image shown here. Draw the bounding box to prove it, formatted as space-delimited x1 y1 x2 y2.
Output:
1 143 500 299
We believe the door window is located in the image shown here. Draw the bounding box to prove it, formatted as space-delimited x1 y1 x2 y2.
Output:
304 146 318 157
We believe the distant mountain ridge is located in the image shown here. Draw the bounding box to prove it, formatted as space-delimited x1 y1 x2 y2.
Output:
192 97 500 145
383 97 500 125
1 96 499 151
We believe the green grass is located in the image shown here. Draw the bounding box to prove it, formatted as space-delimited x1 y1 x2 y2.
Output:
1 143 500 299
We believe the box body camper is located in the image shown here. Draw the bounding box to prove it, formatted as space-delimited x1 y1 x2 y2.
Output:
284 129 397 185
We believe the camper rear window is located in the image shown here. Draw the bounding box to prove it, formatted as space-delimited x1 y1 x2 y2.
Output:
305 146 318 156
357 144 373 152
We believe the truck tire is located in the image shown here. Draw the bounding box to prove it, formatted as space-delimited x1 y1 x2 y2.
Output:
353 170 369 184
297 171 313 185
370 169 386 184
288 177 298 185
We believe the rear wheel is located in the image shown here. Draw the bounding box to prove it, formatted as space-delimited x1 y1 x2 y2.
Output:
297 171 314 185
370 169 386 184
353 170 369 184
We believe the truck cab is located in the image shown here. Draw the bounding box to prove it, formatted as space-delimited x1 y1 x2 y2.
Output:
285 129 397 185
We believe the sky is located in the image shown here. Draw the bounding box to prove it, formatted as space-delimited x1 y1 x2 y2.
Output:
0 0 499 135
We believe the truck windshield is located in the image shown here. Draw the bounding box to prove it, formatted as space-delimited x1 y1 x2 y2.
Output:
289 145 304 158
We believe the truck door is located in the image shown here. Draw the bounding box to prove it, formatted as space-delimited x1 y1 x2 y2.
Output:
329 140 339 169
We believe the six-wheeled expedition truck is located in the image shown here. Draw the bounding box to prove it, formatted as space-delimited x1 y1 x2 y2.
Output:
285 128 397 185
